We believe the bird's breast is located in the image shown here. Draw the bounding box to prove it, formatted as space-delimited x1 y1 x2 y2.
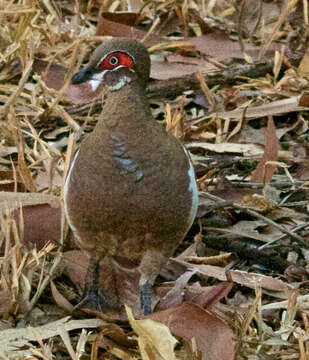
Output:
64 126 198 259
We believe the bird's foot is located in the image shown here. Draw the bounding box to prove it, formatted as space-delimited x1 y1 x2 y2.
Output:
74 290 113 312
140 281 152 315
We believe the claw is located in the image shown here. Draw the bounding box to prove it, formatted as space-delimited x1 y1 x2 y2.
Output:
74 289 111 311
75 257 120 312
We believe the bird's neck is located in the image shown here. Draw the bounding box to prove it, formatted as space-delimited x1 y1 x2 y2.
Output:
93 82 152 134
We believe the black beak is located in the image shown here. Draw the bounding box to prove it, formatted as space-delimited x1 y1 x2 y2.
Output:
71 67 95 84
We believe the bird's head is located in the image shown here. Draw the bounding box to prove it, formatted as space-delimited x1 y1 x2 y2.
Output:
71 38 150 92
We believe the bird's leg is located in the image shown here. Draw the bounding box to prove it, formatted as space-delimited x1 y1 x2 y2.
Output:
140 280 152 315
74 256 111 311
139 249 168 315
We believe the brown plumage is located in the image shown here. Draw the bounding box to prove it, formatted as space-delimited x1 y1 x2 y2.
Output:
64 38 198 315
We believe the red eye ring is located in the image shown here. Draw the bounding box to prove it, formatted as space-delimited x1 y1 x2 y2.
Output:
98 51 134 71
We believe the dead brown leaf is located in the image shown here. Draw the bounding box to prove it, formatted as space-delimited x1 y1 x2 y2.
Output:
218 96 308 119
0 290 11 317
189 32 280 60
0 316 106 358
187 281 234 310
126 305 178 360
174 259 291 298
299 93 309 107
251 116 281 183
50 280 74 312
96 13 163 47
0 192 61 250
149 302 235 360
158 269 198 310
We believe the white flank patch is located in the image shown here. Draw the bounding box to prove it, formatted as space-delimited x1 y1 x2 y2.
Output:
63 150 80 234
184 148 199 229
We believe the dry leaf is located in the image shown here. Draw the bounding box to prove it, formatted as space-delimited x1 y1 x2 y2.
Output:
174 259 291 298
218 96 308 119
158 269 198 310
251 116 281 183
0 192 61 250
0 317 106 358
298 93 309 107
50 280 74 312
126 305 178 360
189 32 280 60
189 281 234 309
186 141 264 157
297 48 309 79
149 302 235 360
96 13 162 47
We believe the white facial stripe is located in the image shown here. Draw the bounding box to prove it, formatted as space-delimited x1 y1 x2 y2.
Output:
89 80 101 91
92 70 108 79
88 69 107 91
91 69 107 80
89 67 135 92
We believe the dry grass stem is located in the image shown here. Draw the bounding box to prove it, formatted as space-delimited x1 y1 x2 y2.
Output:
259 0 298 59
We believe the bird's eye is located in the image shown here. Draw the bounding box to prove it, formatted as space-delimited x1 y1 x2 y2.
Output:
109 56 119 65
98 51 134 71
